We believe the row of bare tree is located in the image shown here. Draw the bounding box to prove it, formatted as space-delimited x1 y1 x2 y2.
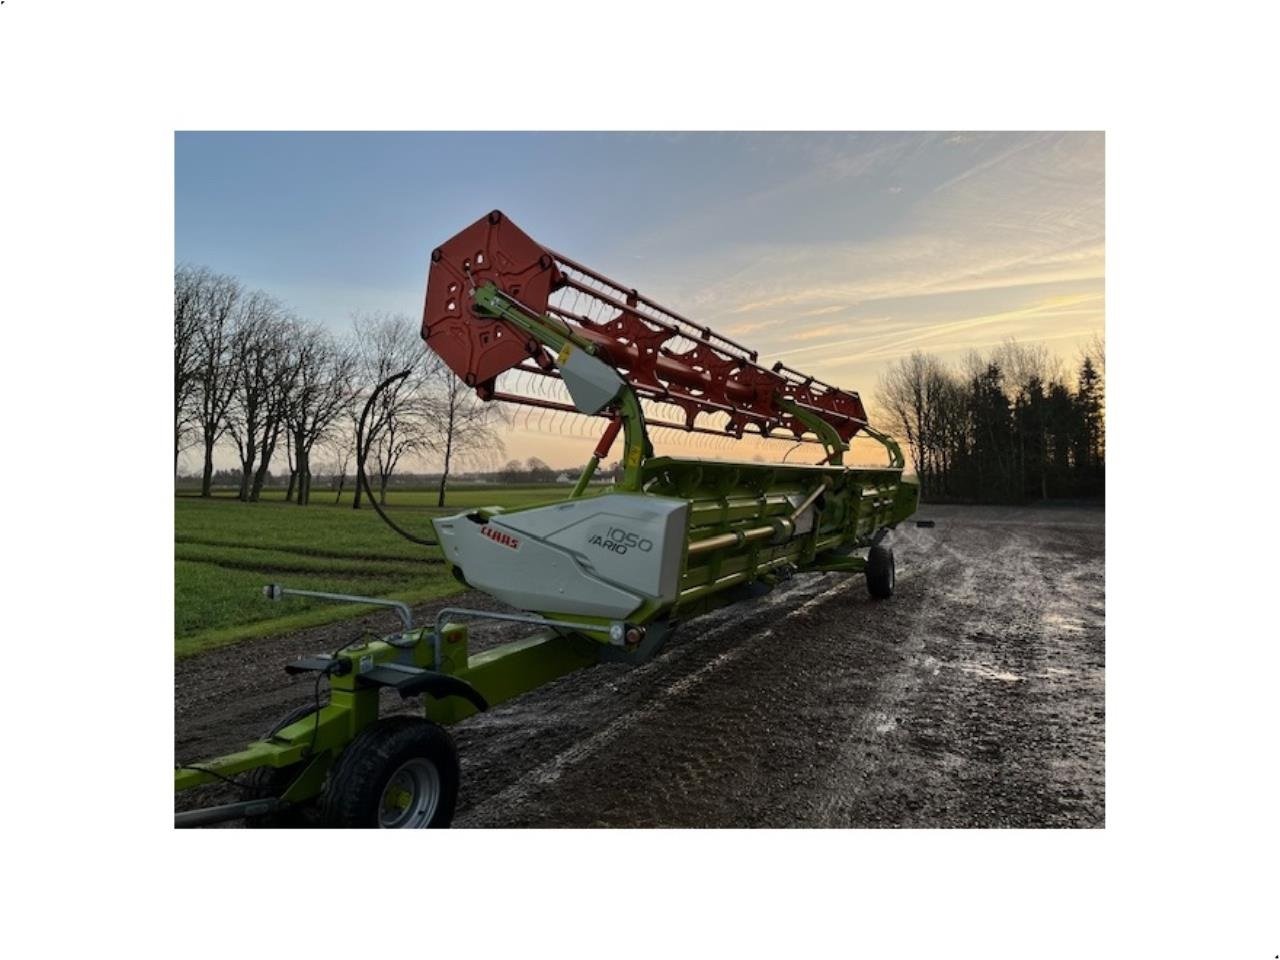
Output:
876 337 1105 503
175 265 504 507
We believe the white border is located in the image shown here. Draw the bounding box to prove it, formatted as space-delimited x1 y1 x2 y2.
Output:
1 1 1276 957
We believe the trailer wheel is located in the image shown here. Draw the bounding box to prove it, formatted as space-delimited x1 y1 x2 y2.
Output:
322 717 459 829
866 544 895 599
244 703 319 828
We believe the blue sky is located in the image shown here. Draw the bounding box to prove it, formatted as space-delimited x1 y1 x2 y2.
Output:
176 131 1104 467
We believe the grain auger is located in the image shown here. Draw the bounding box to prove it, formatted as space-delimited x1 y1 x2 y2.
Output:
174 211 919 828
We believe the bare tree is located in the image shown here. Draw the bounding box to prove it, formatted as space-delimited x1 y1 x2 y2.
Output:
525 456 554 483
327 412 359 503
246 321 302 502
286 325 357 506
174 265 206 472
192 271 245 496
1084 330 1105 377
351 313 437 509
877 351 949 497
226 294 292 501
283 428 297 501
994 338 1064 401
430 374 505 506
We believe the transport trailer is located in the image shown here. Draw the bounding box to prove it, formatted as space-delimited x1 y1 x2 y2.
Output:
175 211 919 828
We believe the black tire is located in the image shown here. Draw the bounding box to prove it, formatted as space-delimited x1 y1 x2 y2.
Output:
244 703 320 829
321 717 459 829
866 543 895 599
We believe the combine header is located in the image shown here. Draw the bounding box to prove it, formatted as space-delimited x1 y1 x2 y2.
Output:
175 211 919 828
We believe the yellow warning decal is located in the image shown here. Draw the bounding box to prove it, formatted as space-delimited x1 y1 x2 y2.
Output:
556 343 573 366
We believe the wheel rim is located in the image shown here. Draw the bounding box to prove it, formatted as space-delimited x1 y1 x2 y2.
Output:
378 757 441 828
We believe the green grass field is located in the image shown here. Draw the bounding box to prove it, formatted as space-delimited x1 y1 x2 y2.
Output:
174 484 584 657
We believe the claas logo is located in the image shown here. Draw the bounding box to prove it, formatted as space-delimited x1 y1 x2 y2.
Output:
481 526 520 550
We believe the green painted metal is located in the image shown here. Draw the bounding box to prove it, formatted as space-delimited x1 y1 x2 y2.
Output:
570 455 600 498
613 386 651 492
425 628 598 725
473 281 597 357
775 396 849 465
174 701 351 790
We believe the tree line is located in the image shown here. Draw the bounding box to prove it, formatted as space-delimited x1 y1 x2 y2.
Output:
490 457 623 484
175 265 504 507
877 337 1105 503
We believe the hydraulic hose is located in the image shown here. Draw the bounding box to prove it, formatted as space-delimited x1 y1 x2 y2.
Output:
355 369 438 547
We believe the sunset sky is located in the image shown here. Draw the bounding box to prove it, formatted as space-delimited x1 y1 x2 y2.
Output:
176 131 1104 471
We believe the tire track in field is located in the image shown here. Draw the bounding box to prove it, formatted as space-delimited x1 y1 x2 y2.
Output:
454 579 851 826
453 533 958 827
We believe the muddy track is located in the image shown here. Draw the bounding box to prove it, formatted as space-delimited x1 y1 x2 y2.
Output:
175 504 1104 827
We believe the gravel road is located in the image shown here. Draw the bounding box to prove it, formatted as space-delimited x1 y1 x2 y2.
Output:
176 503 1105 827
